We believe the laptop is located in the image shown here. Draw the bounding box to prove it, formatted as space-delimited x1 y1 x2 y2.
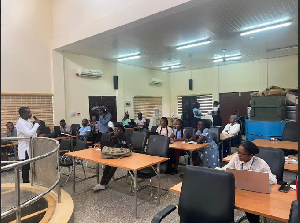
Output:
226 169 271 194
54 126 61 137
100 141 115 149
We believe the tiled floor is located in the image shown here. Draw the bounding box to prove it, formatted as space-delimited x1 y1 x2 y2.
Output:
1 147 297 223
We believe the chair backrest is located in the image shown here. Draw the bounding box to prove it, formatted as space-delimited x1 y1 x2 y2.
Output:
256 147 284 182
70 124 80 136
184 127 195 139
59 139 71 151
151 125 158 133
73 140 86 151
125 128 134 137
131 131 147 153
281 122 298 142
288 200 298 223
178 166 235 223
145 119 150 130
210 126 221 143
100 133 111 142
146 135 169 173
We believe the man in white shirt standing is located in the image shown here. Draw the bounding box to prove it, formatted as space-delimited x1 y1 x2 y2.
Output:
16 107 40 183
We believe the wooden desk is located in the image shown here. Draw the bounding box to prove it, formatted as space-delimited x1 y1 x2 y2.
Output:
55 135 77 140
1 142 18 160
1 142 18 148
169 141 210 152
253 139 298 151
66 148 168 217
220 134 235 141
170 183 296 223
222 152 298 173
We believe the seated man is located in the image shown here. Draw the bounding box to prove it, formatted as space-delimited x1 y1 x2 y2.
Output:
222 115 240 135
77 119 91 141
60 119 71 134
92 124 133 191
222 115 240 157
6 122 17 137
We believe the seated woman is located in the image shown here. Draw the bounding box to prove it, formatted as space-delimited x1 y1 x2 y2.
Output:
136 112 146 128
92 124 133 191
122 113 131 127
216 141 277 223
190 120 219 168
222 115 241 157
170 119 187 173
156 117 173 137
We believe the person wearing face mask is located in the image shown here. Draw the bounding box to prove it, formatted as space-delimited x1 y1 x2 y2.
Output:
216 141 277 223
92 124 133 191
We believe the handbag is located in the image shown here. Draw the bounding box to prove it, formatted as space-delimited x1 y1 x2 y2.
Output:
101 146 132 159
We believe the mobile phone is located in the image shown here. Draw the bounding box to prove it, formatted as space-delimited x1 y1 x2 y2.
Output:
278 185 290 193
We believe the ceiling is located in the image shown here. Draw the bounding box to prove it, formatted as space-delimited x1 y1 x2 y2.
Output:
57 0 298 73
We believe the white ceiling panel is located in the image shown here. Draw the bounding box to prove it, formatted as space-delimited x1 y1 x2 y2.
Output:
57 0 298 72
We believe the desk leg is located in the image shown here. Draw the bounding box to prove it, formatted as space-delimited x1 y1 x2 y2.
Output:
73 157 76 192
229 139 232 155
133 170 137 218
96 163 100 184
14 145 18 160
157 163 161 205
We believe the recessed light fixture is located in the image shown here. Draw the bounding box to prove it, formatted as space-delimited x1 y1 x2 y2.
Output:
240 21 292 36
161 64 183 70
213 55 242 63
117 52 140 61
176 39 211 50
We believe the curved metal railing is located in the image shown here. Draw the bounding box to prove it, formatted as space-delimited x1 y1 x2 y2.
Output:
1 137 61 223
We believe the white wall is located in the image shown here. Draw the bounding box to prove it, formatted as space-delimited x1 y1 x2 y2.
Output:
1 0 53 94
53 52 171 125
52 0 211 49
170 55 298 115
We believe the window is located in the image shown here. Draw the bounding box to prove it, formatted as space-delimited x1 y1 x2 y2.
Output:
133 96 162 119
1 94 54 135
177 94 213 116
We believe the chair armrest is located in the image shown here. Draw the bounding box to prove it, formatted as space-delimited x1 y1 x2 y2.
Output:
60 150 69 153
151 205 177 223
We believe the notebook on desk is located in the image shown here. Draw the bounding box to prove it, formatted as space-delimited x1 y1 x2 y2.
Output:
226 169 271 194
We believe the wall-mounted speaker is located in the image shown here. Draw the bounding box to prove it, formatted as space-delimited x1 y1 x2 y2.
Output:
113 76 118 89
189 79 193 90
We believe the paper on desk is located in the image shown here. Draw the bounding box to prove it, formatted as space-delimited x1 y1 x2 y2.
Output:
95 148 101 151
290 185 296 190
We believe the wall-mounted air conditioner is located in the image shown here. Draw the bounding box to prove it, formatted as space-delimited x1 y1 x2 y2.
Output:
149 78 163 85
76 68 103 78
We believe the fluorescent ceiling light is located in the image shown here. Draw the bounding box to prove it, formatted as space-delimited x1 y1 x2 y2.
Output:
118 52 140 58
170 65 181 69
267 45 298 52
213 55 241 63
240 22 292 36
242 18 289 31
161 64 183 70
161 67 170 70
118 55 140 61
213 53 241 60
176 40 211 50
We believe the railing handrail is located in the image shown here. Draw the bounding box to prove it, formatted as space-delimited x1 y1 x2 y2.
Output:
1 137 61 222
1 137 59 171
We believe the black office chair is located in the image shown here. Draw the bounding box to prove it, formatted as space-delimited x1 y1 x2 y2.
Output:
256 147 285 183
99 133 111 142
129 135 169 193
70 124 80 136
151 125 158 133
131 131 147 154
288 200 298 223
59 139 71 154
184 127 195 139
152 166 235 223
125 128 134 137
282 122 298 142
210 126 223 163
60 140 87 186
145 119 150 130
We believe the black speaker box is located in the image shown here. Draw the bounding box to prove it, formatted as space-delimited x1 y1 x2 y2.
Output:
189 79 193 90
113 76 118 89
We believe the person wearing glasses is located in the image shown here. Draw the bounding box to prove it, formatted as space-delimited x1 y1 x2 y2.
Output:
216 141 277 223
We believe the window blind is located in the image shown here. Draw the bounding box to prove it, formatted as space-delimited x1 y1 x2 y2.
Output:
1 95 54 135
133 96 162 119
177 94 213 115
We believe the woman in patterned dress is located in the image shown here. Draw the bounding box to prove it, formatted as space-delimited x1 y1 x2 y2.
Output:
190 120 219 168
